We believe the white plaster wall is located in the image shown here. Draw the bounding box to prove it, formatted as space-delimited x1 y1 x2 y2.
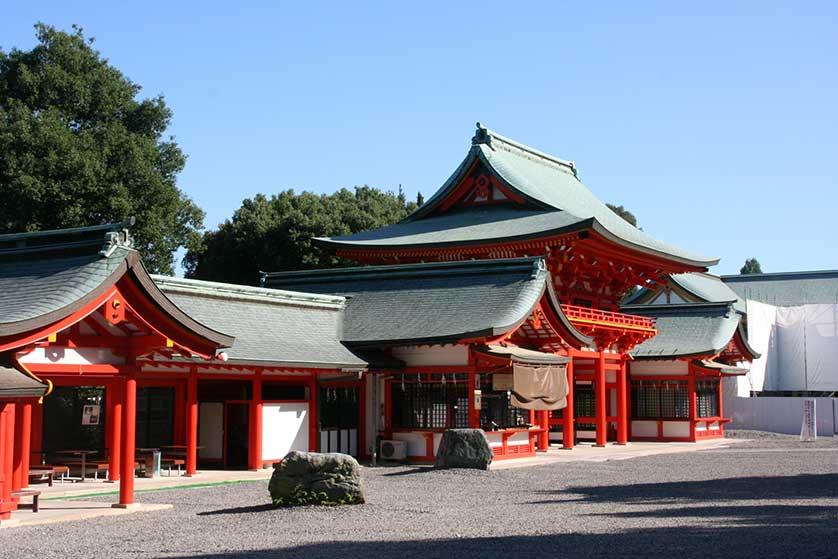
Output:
631 420 658 438
262 403 309 461
198 402 224 459
391 432 428 457
662 421 690 438
724 393 837 436
21 346 125 365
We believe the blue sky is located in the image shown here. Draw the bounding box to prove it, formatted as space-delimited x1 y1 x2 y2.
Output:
2 1 836 275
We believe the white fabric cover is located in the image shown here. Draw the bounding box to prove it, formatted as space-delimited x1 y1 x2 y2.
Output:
744 301 838 393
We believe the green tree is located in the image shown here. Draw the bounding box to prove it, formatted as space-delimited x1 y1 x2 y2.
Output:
0 23 203 274
740 258 763 274
185 186 417 284
606 203 638 227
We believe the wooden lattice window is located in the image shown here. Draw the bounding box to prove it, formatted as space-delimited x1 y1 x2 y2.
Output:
696 380 720 418
391 375 468 429
631 380 689 419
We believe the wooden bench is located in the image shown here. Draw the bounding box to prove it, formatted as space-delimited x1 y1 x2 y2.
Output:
60 461 110 480
28 465 70 486
28 468 54 487
161 458 186 476
12 489 41 513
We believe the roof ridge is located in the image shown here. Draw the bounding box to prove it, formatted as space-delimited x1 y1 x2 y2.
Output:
0 218 136 258
472 122 578 176
622 301 734 313
262 257 545 285
722 269 838 280
153 275 347 309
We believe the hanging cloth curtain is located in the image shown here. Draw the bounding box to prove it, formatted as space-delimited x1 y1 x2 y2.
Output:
511 363 568 411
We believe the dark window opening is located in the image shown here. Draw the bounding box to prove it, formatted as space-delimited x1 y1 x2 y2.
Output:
198 380 251 402
696 380 720 418
390 375 467 429
136 387 174 449
631 380 689 419
42 386 106 456
262 383 306 401
574 383 597 430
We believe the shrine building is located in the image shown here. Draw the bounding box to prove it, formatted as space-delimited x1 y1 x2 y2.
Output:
264 123 758 455
0 124 761 519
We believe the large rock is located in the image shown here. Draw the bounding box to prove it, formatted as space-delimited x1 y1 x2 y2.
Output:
434 429 493 470
269 451 365 506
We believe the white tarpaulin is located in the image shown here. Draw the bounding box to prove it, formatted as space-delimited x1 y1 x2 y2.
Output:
743 301 838 393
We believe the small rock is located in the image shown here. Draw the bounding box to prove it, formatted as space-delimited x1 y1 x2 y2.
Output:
268 451 365 506
434 429 493 470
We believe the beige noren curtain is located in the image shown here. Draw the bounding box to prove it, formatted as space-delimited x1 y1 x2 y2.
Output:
511 363 568 411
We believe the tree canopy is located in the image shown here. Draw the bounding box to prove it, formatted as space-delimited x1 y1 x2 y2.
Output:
606 203 638 228
0 23 202 274
740 257 763 275
184 186 418 285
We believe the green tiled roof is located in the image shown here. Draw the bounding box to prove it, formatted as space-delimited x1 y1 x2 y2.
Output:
0 364 48 398
317 124 717 268
263 257 590 348
0 222 234 349
0 222 137 337
623 302 742 359
722 270 838 306
154 276 366 370
625 272 747 314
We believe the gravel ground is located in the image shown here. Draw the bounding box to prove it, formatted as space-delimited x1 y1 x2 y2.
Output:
3 431 837 559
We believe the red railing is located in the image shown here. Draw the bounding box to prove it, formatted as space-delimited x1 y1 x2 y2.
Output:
561 304 656 331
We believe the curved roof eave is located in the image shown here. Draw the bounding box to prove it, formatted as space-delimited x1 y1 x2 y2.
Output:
126 260 235 349
0 255 131 338
312 216 595 252
0 249 235 351
588 220 719 269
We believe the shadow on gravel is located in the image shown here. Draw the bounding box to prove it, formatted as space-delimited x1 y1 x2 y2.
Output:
381 467 436 477
587 504 838 526
165 522 838 559
197 503 275 516
531 473 838 504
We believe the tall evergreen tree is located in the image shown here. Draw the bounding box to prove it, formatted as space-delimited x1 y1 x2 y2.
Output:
740 258 763 274
185 187 417 285
0 23 203 274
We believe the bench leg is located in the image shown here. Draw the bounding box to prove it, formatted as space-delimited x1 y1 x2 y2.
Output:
32 495 39 513
48 473 53 487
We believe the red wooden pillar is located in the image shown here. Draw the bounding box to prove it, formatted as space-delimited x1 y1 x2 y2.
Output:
248 373 263 470
108 381 122 481
537 410 549 451
12 403 25 492
467 372 480 428
308 375 318 452
5 404 17 501
595 352 607 447
717 376 725 436
687 363 697 442
16 403 32 489
30 402 43 467
185 369 198 476
0 404 13 519
117 374 137 506
563 359 575 449
616 356 628 445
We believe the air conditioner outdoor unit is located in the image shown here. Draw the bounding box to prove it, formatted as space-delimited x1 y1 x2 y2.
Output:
379 440 407 460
